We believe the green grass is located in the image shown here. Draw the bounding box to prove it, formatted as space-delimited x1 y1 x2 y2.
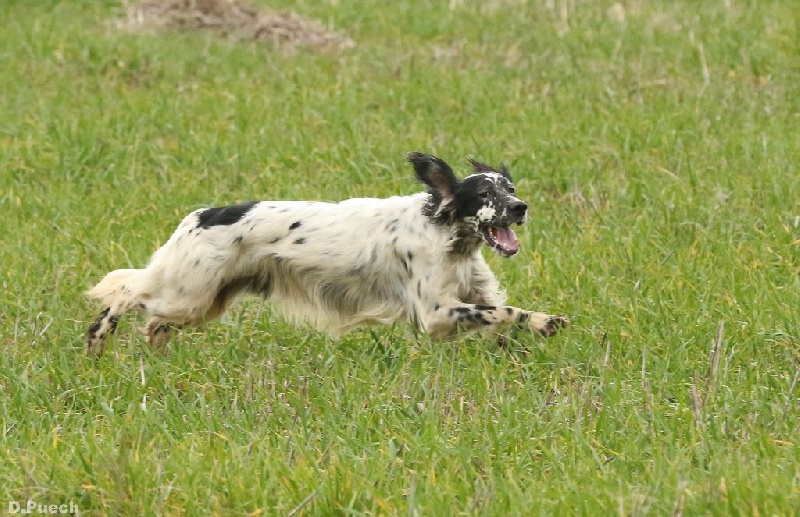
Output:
1 0 798 514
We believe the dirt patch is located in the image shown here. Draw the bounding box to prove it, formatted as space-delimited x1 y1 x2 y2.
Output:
120 0 355 51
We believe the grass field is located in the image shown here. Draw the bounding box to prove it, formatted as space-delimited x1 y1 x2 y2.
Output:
1 0 798 514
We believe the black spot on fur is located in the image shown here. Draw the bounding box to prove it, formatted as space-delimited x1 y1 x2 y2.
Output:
400 258 410 275
505 307 513 315
456 311 490 326
294 237 306 245
473 312 492 325
86 307 110 339
407 251 414 261
434 303 440 311
197 201 258 229
233 236 243 245
289 221 302 230
516 312 530 324
268 237 281 244
449 307 471 317
474 304 496 311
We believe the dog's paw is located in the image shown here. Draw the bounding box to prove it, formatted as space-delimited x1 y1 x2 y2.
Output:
542 315 569 337
529 313 569 337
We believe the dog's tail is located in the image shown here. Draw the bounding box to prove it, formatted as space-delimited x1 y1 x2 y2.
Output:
86 268 144 356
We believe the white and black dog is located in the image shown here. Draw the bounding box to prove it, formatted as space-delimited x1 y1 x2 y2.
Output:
86 152 568 356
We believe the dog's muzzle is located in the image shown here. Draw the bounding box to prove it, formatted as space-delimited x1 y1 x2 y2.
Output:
482 200 527 257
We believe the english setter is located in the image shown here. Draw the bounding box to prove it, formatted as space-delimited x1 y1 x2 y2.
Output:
86 152 568 356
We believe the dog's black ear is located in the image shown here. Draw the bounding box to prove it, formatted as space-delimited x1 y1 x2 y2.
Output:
468 158 512 181
407 152 459 199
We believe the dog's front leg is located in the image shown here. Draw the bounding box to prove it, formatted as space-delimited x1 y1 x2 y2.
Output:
424 303 568 339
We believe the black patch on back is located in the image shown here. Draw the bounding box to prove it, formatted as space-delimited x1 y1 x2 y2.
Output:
197 201 258 229
289 221 302 230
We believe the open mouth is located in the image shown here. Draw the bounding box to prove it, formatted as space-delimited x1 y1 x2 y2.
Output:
482 225 520 257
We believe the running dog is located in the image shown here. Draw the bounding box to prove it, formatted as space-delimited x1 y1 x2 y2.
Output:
86 152 568 356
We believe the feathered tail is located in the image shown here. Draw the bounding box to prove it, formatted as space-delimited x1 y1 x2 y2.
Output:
87 268 142 309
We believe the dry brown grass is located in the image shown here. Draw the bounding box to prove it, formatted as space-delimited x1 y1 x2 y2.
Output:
120 0 354 51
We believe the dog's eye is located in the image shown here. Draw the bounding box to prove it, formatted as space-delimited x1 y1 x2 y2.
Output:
508 187 516 195
479 191 491 199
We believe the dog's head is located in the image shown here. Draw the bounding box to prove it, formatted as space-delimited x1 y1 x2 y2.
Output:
408 152 528 257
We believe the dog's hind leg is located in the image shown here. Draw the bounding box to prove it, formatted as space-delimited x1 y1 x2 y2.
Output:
86 268 147 357
142 276 256 350
146 318 183 351
86 305 122 357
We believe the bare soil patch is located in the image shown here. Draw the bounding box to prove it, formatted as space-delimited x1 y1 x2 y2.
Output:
120 0 354 51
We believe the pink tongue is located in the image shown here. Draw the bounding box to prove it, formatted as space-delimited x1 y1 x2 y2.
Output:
493 227 519 250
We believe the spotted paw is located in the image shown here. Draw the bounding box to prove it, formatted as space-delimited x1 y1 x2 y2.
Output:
528 312 569 337
536 314 569 337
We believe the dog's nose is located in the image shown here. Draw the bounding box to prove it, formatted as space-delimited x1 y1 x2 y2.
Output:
508 201 527 217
